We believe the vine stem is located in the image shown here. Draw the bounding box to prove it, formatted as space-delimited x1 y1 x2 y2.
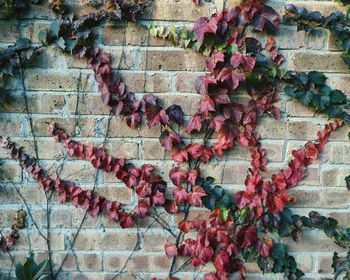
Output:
0 231 16 268
14 12 54 276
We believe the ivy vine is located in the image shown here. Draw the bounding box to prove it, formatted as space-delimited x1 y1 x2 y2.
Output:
0 0 350 280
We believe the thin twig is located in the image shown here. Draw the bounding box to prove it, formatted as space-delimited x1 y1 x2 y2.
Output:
3 178 47 241
0 231 16 267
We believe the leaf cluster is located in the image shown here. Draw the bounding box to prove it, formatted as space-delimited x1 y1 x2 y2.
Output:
283 71 350 122
3 0 39 16
283 4 350 69
197 176 233 210
0 38 40 77
333 251 350 280
14 257 50 280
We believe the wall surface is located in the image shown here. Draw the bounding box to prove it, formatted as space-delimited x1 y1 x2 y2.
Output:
0 0 350 279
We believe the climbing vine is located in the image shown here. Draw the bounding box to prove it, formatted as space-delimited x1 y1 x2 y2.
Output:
0 0 350 279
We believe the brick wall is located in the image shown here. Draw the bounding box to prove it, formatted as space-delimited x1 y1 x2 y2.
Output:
0 0 349 279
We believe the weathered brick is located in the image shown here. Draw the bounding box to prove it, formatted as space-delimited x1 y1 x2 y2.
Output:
0 117 22 137
143 0 222 21
326 74 350 96
315 254 333 273
176 72 200 93
289 51 348 73
146 49 206 71
320 166 350 187
77 253 102 272
284 234 347 253
0 21 19 43
22 22 51 44
32 117 98 137
24 70 93 91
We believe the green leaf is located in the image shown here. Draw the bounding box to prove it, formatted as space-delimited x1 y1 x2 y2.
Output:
299 91 314 105
285 85 296 97
15 38 30 49
346 175 350 190
308 71 326 86
341 52 350 67
219 207 230 221
56 37 66 50
38 29 48 44
271 243 286 259
330 89 347 104
212 185 223 199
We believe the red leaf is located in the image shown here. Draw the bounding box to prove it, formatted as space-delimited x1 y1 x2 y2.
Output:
178 220 193 233
206 51 224 72
188 185 207 206
257 238 273 257
193 16 218 44
125 112 141 129
164 243 178 258
236 225 257 248
217 68 246 90
186 114 202 134
252 5 280 33
195 75 216 95
151 190 165 206
209 115 226 132
171 148 189 163
160 131 181 151
146 109 169 128
169 167 189 187
199 95 216 117
173 187 188 204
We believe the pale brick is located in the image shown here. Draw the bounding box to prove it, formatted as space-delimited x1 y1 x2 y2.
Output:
146 49 206 71
289 51 348 73
77 253 102 272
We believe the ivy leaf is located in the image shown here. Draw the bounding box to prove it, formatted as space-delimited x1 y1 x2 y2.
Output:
166 104 184 125
252 5 280 34
219 207 230 221
346 175 350 190
308 71 326 86
330 89 347 104
271 243 285 259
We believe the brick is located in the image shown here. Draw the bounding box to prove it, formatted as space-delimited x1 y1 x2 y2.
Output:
176 73 200 93
286 100 315 117
326 74 350 96
289 51 348 73
103 22 174 47
0 185 47 205
315 255 333 273
28 93 66 113
97 231 138 250
320 166 350 187
0 162 22 183
24 70 93 91
258 118 287 140
143 0 222 21
52 253 77 272
141 140 167 160
284 234 346 253
32 117 98 137
284 1 348 15
14 230 64 250
286 121 320 140
77 253 102 272
22 22 51 44
146 49 206 71
94 186 133 204
0 117 22 137
104 253 151 272
0 21 19 43
143 231 175 251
